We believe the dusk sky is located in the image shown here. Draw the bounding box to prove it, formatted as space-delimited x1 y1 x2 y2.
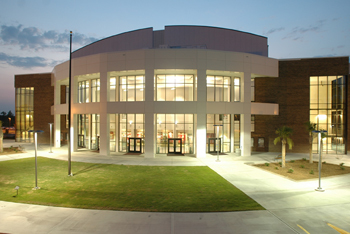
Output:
0 0 349 114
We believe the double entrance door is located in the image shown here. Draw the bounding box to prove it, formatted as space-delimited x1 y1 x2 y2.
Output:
168 138 182 155
208 138 221 153
128 138 142 153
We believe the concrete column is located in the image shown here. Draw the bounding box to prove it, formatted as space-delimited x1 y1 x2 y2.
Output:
99 68 109 156
241 71 252 156
144 69 155 158
196 69 207 158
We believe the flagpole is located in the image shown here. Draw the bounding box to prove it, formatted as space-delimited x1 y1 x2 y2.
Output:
68 31 73 176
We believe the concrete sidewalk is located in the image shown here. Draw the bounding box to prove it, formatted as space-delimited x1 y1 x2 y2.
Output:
1 139 350 233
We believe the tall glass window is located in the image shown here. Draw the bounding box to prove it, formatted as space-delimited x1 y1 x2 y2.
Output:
78 78 100 103
15 87 34 142
156 75 194 101
310 75 347 154
251 78 255 102
206 114 231 152
207 76 240 102
234 77 241 102
119 76 145 102
156 114 194 154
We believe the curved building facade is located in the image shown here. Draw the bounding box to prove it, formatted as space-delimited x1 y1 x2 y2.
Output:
52 26 279 157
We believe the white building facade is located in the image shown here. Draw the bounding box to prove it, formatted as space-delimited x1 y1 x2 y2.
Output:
52 26 278 158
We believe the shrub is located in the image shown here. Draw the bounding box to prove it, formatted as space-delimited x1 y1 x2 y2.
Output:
279 162 282 166
300 165 305 168
265 163 270 166
341 166 345 170
322 161 326 164
302 158 306 161
288 168 294 173
310 170 314 175
275 167 279 170
290 160 295 163
340 163 345 166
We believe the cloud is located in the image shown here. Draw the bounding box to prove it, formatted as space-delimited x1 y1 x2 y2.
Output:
0 24 99 51
282 20 326 41
265 27 285 35
0 52 59 68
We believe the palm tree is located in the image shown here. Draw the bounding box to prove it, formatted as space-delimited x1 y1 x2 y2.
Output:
305 121 317 163
274 126 294 167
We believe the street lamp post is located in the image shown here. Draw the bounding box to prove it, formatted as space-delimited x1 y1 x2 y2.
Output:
68 31 73 176
313 130 327 192
28 130 44 190
48 123 53 153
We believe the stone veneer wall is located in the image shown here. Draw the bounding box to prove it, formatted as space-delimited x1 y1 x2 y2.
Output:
253 57 349 153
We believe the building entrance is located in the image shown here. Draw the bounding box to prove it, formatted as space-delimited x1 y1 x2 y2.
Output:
208 138 221 153
128 138 142 153
168 138 182 155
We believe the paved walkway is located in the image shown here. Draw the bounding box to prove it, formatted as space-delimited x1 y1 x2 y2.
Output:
1 139 350 233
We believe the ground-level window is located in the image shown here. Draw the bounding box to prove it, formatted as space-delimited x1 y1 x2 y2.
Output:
78 114 100 150
15 87 34 142
234 115 240 152
109 114 145 153
156 114 194 154
206 114 231 153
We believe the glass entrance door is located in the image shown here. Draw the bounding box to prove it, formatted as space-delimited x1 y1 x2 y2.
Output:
128 138 142 153
168 138 182 154
208 138 221 153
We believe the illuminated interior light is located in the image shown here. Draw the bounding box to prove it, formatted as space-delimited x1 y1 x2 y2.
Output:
317 115 327 120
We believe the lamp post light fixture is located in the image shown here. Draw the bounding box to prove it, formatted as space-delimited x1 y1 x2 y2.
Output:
313 130 327 192
49 123 53 153
28 130 44 190
214 124 223 162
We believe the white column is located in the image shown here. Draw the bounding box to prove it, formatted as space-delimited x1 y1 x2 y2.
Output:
196 69 207 158
99 69 109 156
144 69 155 158
240 71 252 156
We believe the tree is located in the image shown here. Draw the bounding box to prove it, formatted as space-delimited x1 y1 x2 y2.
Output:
274 126 294 168
0 120 3 153
7 110 14 117
0 111 6 116
305 121 317 164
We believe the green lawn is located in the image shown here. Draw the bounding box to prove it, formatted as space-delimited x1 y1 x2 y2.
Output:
0 157 264 212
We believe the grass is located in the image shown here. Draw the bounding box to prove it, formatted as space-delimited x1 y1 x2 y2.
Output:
0 157 263 212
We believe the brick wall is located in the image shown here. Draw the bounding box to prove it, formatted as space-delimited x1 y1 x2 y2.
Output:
253 57 349 153
15 73 54 144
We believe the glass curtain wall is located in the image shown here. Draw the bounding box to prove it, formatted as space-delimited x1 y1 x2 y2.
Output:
15 87 34 142
156 75 194 101
310 75 347 154
156 114 194 154
206 114 231 152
